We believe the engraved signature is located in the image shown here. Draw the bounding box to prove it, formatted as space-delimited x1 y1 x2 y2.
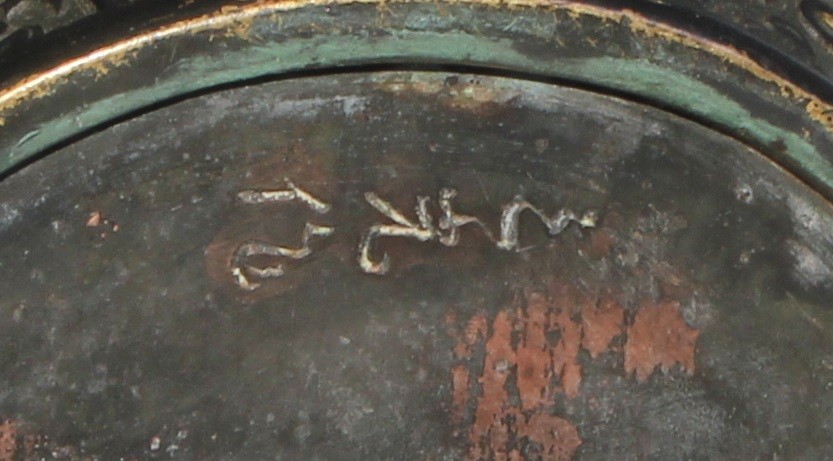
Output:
231 180 334 291
230 179 597 291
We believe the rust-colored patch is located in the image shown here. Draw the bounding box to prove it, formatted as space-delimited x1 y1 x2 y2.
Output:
449 289 587 460
580 228 617 260
449 288 699 459
549 304 583 399
454 312 488 359
470 310 516 460
516 413 583 461
0 420 47 461
516 293 553 410
581 298 624 359
451 365 471 424
624 300 700 382
546 282 584 398
0 420 16 461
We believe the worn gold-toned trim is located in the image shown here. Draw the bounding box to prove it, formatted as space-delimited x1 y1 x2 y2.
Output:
0 0 831 131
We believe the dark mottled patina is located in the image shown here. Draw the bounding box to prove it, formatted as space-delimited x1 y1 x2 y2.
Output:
1 71 833 459
2 1 833 460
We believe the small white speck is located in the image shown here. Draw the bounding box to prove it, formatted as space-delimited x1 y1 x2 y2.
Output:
734 183 754 204
12 304 24 323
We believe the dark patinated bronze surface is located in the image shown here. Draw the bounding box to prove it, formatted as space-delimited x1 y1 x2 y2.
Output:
2 1 833 460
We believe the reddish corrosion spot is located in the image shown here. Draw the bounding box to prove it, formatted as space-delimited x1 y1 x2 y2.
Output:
624 300 700 382
455 312 488 359
516 293 553 410
581 298 625 359
449 289 587 460
581 228 617 260
549 306 583 399
451 365 471 424
471 311 516 460
0 420 16 461
516 414 583 461
448 285 700 459
547 283 583 399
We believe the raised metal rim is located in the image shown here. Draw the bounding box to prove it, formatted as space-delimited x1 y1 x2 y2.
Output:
2 0 833 202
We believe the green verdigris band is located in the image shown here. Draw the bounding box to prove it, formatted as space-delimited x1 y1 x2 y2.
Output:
1 0 833 201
